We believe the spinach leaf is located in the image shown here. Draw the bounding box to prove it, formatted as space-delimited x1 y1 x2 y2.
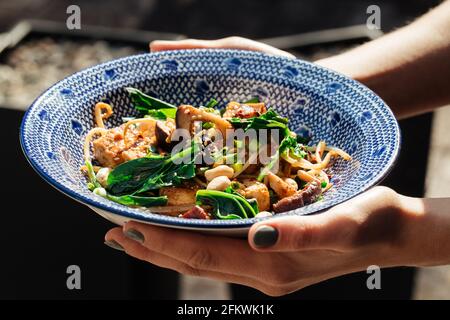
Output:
106 194 168 207
279 135 306 158
88 167 168 208
144 108 177 120
125 87 177 118
228 109 288 132
196 189 258 219
258 109 288 124
224 185 260 214
137 144 198 193
106 155 167 195
107 144 199 196
227 117 249 129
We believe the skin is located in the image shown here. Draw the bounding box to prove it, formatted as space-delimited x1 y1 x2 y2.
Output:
105 1 450 296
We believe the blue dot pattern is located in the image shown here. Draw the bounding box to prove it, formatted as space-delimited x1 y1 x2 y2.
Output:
20 49 400 229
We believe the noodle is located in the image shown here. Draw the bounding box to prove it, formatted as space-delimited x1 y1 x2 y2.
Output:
315 141 326 164
306 145 352 161
290 158 314 170
297 170 321 184
311 151 335 170
83 127 107 163
327 147 352 161
94 102 113 128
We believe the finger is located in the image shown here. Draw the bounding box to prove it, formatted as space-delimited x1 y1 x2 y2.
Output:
150 39 218 51
248 210 356 252
105 228 280 295
150 37 295 58
120 221 266 277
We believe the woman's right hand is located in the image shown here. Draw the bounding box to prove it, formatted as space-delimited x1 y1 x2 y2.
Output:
105 185 450 296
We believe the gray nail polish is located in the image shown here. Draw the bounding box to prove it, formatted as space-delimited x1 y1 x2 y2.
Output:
104 240 124 251
253 225 278 248
125 229 145 243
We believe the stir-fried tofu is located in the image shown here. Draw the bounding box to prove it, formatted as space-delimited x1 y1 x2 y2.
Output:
222 101 267 119
93 123 156 168
159 186 198 206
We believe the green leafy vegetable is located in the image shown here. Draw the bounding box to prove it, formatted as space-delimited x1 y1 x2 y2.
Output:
204 98 219 108
106 194 168 207
88 160 167 208
144 108 177 120
280 136 307 159
126 87 177 118
257 134 294 181
196 189 259 220
225 109 296 181
321 181 327 188
202 122 214 130
107 144 199 195
258 133 306 181
228 109 288 133
106 155 167 195
223 186 259 215
85 160 101 189
243 97 260 104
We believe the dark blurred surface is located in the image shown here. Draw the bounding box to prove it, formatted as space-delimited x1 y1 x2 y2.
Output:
0 0 439 299
0 0 442 35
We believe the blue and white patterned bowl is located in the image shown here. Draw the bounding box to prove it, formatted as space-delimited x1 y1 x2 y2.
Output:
20 49 400 236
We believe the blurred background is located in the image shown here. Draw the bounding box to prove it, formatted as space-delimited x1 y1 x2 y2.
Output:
0 0 448 299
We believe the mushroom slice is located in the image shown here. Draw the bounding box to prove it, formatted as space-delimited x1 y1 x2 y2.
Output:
176 105 232 140
266 172 297 199
155 119 176 150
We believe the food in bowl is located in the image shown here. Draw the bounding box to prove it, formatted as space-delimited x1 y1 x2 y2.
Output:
82 87 351 220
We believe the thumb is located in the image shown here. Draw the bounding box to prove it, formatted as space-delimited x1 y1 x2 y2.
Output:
248 211 351 252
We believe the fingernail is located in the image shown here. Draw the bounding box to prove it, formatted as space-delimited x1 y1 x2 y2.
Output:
125 228 145 243
253 225 278 248
104 240 124 251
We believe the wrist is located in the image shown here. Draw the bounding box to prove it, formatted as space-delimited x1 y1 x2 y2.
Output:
396 195 450 267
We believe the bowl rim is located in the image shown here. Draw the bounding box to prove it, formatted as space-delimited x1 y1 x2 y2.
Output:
19 49 401 229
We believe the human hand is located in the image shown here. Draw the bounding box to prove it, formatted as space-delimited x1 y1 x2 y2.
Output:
150 36 295 58
105 187 438 296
